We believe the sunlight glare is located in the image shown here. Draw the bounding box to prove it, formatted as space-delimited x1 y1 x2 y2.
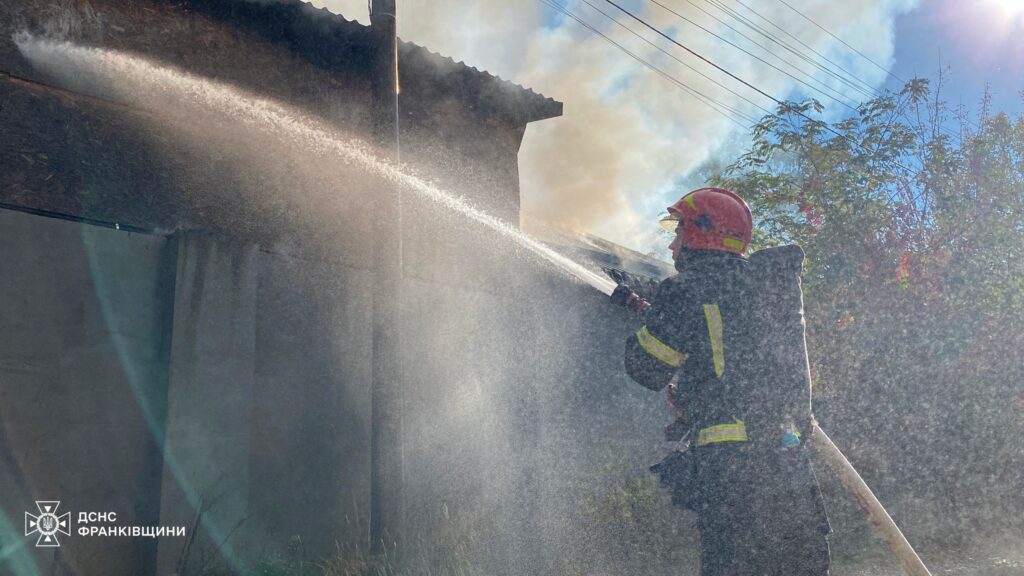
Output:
993 0 1024 16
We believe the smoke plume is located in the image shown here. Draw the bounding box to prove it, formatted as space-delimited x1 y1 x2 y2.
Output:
308 0 918 255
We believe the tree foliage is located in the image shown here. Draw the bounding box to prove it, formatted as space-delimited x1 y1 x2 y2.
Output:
710 80 1024 543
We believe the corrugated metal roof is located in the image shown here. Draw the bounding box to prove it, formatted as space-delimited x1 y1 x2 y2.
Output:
522 219 675 282
171 0 562 123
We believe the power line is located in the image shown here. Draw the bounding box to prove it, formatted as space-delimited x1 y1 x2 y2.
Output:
542 0 926 205
601 0 782 107
683 0 876 100
768 0 958 175
576 0 773 117
671 0 951 156
645 0 862 111
537 0 756 126
773 0 905 85
544 0 755 125
605 1 930 200
720 0 959 143
698 0 878 99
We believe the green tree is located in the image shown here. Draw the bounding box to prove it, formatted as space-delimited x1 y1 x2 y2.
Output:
710 80 1024 546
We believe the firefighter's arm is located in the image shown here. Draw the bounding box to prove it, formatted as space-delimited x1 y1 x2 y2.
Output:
624 326 685 391
623 281 689 391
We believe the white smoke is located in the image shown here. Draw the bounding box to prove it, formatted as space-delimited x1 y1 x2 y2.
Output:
306 0 918 255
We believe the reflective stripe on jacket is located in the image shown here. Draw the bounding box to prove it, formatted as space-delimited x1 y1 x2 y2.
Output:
696 420 748 446
623 246 814 444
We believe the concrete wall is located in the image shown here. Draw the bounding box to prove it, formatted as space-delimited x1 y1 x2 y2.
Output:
153 234 259 575
247 247 374 556
0 2 681 575
0 213 670 576
0 209 175 576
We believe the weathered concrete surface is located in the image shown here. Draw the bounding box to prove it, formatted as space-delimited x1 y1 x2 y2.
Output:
154 234 259 575
0 2 680 575
247 249 373 555
0 211 670 575
0 209 175 575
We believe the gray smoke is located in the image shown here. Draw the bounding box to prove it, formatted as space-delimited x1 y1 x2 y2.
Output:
308 0 918 254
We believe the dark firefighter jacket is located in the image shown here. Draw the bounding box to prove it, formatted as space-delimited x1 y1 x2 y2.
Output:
624 245 813 445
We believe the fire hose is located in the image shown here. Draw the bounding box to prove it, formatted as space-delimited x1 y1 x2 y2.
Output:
607 261 932 575
810 423 932 576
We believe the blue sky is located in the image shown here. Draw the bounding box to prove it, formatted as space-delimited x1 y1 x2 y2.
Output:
885 1 1024 121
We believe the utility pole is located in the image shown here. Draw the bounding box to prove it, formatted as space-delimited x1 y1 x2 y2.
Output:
368 0 403 557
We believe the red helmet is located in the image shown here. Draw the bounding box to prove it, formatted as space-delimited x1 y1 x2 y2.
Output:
659 187 752 255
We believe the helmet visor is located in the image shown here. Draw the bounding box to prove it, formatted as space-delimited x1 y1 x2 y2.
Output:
659 213 680 233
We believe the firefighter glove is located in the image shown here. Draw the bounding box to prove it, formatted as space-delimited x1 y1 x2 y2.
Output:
610 284 650 312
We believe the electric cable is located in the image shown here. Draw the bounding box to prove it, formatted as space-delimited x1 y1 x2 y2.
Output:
774 0 905 84
542 1 927 206
708 0 878 94
541 0 753 125
643 0 862 111
608 1 928 202
538 0 757 126
688 0 876 99
695 0 878 99
576 0 773 117
717 0 958 144
601 0 783 107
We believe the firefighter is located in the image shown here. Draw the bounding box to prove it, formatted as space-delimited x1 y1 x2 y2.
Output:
612 187 831 576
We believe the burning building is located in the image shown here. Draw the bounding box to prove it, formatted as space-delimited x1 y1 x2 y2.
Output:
0 1 673 574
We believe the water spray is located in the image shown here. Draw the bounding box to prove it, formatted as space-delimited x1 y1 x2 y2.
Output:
9 32 943 576
13 35 617 297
